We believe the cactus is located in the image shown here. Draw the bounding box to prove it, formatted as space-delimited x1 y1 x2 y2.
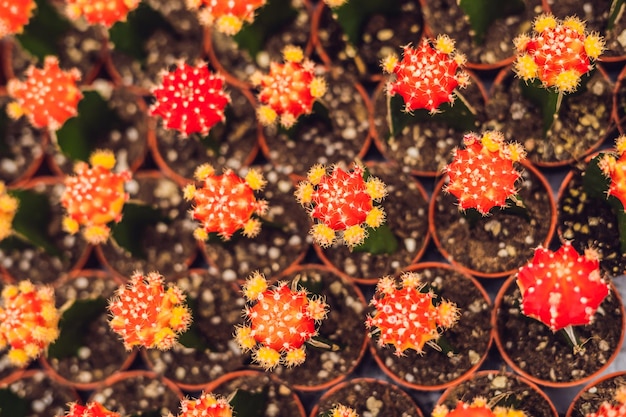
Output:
235 271 328 370
0 0 36 38
149 62 231 138
599 135 626 212
585 386 626 417
432 397 526 417
108 271 192 350
382 35 470 114
59 401 121 417
0 280 60 367
64 0 141 26
323 0 349 7
366 273 460 356
0 182 19 242
6 56 82 130
187 0 267 35
167 391 233 417
61 149 132 245
251 45 327 128
329 405 359 417
183 164 268 241
444 131 527 216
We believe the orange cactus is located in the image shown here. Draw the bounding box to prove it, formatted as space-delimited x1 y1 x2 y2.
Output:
599 135 626 211
251 45 327 128
585 386 626 417
60 402 121 417
0 181 19 241
108 271 192 350
517 242 610 332
168 392 233 417
295 162 387 249
6 56 82 130
61 150 131 245
444 131 526 215
183 164 268 241
65 0 141 27
235 271 328 370
330 405 358 417
0 0 36 38
0 281 60 367
188 0 266 35
382 35 470 113
513 14 604 93
366 273 460 356
432 397 526 417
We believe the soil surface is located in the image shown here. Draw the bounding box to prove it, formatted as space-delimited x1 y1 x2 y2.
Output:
568 372 626 417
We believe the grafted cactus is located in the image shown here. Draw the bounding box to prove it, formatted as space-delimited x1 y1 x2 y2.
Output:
64 0 141 26
167 391 233 417
0 0 36 38
188 0 266 35
329 405 359 417
585 386 626 417
0 182 19 241
432 397 526 417
59 402 121 417
599 135 626 211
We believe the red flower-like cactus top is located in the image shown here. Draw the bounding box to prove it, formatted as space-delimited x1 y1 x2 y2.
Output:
295 162 387 249
65 0 141 27
108 271 192 350
183 164 268 241
0 281 60 367
0 181 19 242
187 0 266 35
330 405 359 417
599 135 626 211
585 387 626 417
235 272 328 370
366 273 460 356
167 392 233 417
61 150 132 245
514 14 605 93
60 402 121 417
432 397 526 417
6 56 82 130
0 0 36 38
517 242 610 332
150 62 231 137
444 131 527 215
251 45 327 128
382 35 470 114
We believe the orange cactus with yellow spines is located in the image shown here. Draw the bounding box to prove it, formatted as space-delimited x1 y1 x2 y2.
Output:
167 391 233 417
513 14 604 93
295 162 387 249
108 271 192 350
585 386 626 417
183 164 268 241
0 181 19 242
432 397 526 417
444 131 526 216
60 401 121 417
6 56 82 130
251 45 327 128
64 0 141 27
599 135 626 211
187 0 266 35
61 150 132 245
0 0 36 38
329 405 359 417
235 271 328 370
366 273 460 356
0 280 60 368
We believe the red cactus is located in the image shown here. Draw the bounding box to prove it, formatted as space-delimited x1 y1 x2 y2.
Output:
6 56 82 130
65 0 141 27
183 164 268 241
168 391 233 417
516 242 610 332
108 271 192 350
60 402 121 417
585 387 626 417
150 62 231 137
444 131 526 215
61 150 131 245
295 162 387 248
251 45 327 128
366 273 460 356
382 35 470 113
599 135 626 211
0 0 36 38
188 0 266 35
235 272 328 370
0 181 19 242
514 14 605 93
432 397 526 417
0 281 60 367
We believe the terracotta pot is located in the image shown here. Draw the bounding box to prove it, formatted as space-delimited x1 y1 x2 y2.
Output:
309 377 424 417
313 162 430 284
493 275 626 388
436 370 558 417
369 262 493 391
428 160 557 278
566 371 626 417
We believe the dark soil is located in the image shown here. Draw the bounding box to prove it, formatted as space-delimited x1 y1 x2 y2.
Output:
568 372 626 417
371 265 492 388
431 165 554 276
496 279 624 385
316 163 429 282
438 371 557 417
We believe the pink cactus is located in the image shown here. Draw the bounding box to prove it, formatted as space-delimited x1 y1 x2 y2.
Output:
251 45 327 128
59 402 121 417
168 391 233 417
235 271 328 370
295 162 387 248
382 35 470 113
366 273 460 356
150 62 231 137
183 164 268 241
585 386 626 417
517 242 610 332
432 397 526 417
187 0 266 35
0 181 19 242
444 131 527 215
599 135 626 211
108 271 192 350
0 0 36 38
6 56 82 130
65 0 141 27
